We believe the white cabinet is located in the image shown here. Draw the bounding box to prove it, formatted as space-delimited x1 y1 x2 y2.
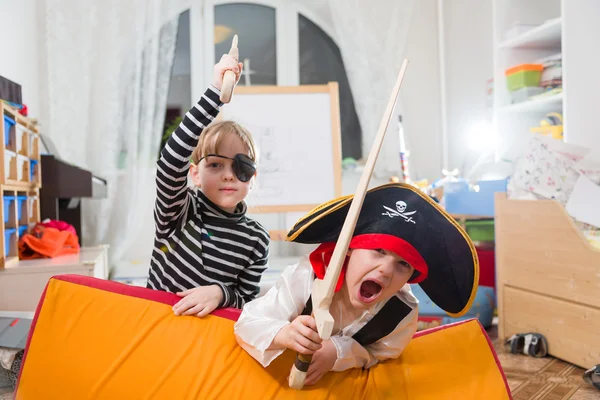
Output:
0 246 109 312
562 0 600 159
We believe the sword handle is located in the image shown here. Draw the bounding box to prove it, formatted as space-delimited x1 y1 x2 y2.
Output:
288 353 313 389
220 35 239 103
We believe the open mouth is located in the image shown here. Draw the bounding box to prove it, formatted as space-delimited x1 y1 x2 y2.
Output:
358 280 383 303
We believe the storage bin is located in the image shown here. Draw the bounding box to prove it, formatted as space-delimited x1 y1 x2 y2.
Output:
3 196 15 223
3 115 15 146
29 132 35 157
16 154 28 181
30 159 38 181
4 228 16 256
505 64 543 91
465 220 495 242
16 195 27 222
28 196 38 222
17 225 28 237
4 150 16 180
509 86 544 104
15 124 27 155
444 179 508 217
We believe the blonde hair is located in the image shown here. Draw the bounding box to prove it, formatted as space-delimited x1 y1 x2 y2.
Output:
191 120 258 164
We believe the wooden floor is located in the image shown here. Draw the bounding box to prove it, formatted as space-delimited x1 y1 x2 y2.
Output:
488 326 597 400
0 387 12 400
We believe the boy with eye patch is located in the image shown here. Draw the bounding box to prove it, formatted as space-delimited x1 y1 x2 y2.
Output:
147 54 270 318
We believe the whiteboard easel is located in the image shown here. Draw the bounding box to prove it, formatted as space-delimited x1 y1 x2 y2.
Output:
218 83 342 214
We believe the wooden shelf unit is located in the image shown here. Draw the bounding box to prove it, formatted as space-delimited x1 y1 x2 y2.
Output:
1 102 43 267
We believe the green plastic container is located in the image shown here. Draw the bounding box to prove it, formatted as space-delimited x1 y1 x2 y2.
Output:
505 64 543 92
465 220 494 242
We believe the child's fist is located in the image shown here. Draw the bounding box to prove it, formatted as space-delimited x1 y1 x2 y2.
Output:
305 339 337 385
274 315 323 355
212 54 243 90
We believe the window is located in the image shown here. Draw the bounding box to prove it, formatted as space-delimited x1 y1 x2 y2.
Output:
180 1 362 159
298 14 362 159
214 3 277 85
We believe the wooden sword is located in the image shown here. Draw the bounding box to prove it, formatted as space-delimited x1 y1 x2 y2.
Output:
288 59 410 389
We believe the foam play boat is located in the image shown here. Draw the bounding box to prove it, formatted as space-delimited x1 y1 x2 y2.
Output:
15 275 512 399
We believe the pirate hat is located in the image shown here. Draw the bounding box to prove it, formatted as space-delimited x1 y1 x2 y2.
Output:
286 183 479 317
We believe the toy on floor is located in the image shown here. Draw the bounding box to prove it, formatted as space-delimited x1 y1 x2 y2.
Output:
583 364 600 390
505 332 548 358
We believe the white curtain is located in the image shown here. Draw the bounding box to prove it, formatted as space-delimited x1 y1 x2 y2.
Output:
41 0 191 266
328 0 416 177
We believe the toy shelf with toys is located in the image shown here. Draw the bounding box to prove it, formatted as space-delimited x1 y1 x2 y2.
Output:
0 102 42 268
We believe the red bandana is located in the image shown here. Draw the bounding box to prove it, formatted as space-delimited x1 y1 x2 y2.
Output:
308 234 429 292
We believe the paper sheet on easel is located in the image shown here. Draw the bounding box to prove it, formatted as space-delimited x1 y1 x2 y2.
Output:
566 175 600 228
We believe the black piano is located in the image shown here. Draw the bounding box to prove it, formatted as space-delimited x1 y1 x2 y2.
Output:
39 137 107 243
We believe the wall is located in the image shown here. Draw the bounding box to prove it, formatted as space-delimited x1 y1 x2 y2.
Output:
0 0 41 118
442 0 494 175
563 0 600 160
400 0 443 182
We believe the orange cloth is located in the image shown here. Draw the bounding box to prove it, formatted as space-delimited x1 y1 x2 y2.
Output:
18 225 80 259
16 276 512 399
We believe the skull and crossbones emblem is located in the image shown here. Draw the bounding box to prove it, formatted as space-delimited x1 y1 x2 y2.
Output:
382 200 416 224
396 201 407 213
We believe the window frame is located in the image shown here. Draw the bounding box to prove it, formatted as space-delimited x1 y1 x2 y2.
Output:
189 0 338 102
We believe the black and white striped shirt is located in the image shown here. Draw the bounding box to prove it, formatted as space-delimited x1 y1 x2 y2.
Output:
147 86 270 309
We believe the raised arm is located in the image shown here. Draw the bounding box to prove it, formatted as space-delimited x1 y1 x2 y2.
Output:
154 86 223 238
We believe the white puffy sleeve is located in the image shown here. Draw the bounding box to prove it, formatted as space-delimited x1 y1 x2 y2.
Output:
234 257 313 367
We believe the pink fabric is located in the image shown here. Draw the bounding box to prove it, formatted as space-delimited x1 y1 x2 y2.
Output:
40 220 77 236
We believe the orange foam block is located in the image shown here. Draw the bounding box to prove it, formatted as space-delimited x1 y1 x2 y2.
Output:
16 275 512 399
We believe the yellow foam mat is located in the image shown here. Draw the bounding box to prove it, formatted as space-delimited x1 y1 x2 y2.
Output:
16 277 511 399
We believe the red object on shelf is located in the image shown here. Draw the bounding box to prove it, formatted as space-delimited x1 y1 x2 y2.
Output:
476 247 495 289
